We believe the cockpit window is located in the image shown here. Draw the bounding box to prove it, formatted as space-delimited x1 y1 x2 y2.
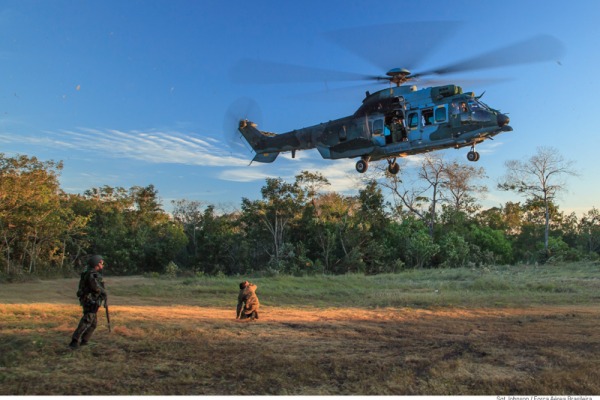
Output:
469 99 490 111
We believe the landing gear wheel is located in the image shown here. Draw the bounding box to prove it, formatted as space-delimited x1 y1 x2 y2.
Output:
467 151 480 162
388 162 400 175
356 159 369 173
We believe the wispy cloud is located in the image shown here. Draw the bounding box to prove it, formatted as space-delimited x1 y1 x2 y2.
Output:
477 140 505 154
293 157 363 194
0 128 251 167
219 166 272 182
3 127 473 196
227 148 374 191
216 148 364 194
0 127 364 192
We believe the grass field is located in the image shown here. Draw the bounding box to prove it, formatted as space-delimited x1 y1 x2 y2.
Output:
1 262 599 395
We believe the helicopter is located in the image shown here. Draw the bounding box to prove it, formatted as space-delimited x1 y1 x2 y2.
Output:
232 28 564 174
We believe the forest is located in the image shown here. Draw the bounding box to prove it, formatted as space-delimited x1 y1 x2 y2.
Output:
1 148 599 280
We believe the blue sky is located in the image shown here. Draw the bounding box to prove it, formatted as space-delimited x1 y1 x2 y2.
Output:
1 0 599 215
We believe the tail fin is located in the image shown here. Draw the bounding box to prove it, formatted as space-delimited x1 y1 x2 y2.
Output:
238 119 280 163
238 119 262 146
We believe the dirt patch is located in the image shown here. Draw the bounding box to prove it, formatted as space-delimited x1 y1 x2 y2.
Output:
2 276 599 395
1 303 599 395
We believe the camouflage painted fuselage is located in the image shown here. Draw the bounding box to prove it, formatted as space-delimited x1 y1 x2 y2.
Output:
238 84 511 168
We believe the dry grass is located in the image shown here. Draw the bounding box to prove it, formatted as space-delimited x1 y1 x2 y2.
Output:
1 275 600 395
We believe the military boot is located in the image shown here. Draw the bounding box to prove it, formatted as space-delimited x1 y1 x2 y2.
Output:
69 339 79 349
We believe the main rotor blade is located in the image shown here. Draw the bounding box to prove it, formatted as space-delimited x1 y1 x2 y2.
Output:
414 34 565 77
229 58 375 85
292 77 511 104
414 77 512 88
323 21 461 72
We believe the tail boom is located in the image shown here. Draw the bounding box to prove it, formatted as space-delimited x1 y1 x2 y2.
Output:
238 119 317 163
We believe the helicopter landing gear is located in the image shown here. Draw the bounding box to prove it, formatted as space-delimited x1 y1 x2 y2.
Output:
356 157 370 173
467 151 480 162
387 158 400 175
467 145 480 162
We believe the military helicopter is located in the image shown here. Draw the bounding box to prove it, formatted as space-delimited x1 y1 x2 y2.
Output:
231 27 564 174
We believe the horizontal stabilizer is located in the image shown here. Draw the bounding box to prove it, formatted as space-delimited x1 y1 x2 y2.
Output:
252 152 279 163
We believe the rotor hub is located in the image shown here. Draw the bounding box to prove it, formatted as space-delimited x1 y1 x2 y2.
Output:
386 68 412 86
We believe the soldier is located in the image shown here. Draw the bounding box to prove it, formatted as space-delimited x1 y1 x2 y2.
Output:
236 281 260 320
390 110 407 142
69 255 107 349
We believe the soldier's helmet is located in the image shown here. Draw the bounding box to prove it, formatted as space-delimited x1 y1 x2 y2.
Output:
88 254 104 268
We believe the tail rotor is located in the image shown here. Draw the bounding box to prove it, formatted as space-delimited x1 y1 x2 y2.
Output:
223 97 262 153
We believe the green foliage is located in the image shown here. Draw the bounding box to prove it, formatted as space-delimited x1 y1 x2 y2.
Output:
437 231 470 268
69 261 600 309
1 152 597 277
467 224 513 265
164 261 179 278
543 236 583 264
389 218 439 269
0 154 67 275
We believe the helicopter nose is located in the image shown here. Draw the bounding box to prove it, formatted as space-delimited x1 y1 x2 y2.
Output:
497 113 510 127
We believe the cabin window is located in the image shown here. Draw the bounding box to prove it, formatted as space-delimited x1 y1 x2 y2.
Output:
407 112 419 128
435 106 447 123
422 108 434 126
372 119 384 135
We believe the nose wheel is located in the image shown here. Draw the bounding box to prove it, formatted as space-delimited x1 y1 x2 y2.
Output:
466 145 480 162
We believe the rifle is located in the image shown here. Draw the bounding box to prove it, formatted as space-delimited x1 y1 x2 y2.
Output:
104 297 111 332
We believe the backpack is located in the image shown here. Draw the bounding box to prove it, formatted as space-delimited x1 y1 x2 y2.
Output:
76 271 87 301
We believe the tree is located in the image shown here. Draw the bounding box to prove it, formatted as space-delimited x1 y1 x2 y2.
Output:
55 197 92 270
377 160 429 221
356 180 390 273
303 192 367 274
499 147 577 257
0 154 66 274
396 217 439 269
466 224 513 265
76 186 134 274
579 207 600 255
295 171 330 204
441 159 487 215
75 184 187 275
171 199 206 262
241 177 304 270
307 192 348 273
417 154 447 237
378 154 445 237
295 171 334 274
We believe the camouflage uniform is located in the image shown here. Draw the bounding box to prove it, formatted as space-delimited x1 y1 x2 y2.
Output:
236 282 260 320
70 256 107 348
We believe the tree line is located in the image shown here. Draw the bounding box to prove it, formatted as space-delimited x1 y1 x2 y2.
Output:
1 148 598 280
